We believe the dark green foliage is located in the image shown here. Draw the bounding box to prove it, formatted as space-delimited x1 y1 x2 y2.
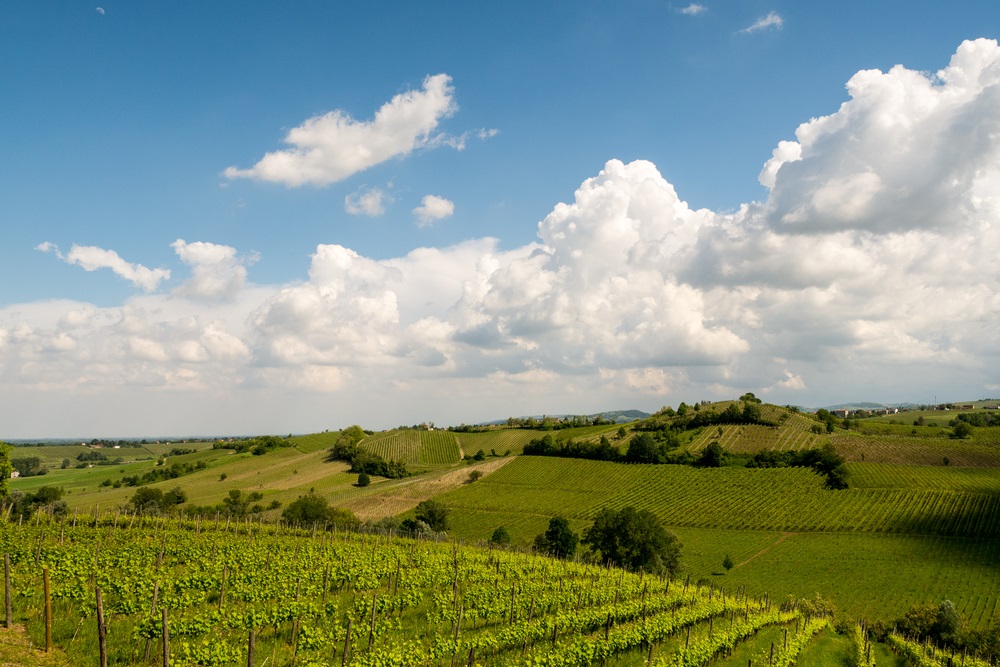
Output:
467 470 483 483
214 435 291 455
523 433 622 461
414 499 449 531
723 554 735 571
473 449 486 461
534 517 579 559
742 402 763 423
127 486 187 514
0 442 10 497
698 442 726 468
952 422 974 439
581 506 681 575
221 489 263 518
625 432 676 464
490 526 512 545
7 485 68 518
935 600 962 646
955 410 1000 427
357 472 371 487
326 426 408 479
282 494 358 526
11 457 47 477
746 443 849 489
119 460 207 487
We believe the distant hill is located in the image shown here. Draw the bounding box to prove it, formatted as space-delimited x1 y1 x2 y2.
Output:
479 409 649 426
814 401 922 412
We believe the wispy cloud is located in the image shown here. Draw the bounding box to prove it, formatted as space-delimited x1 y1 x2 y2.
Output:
345 186 390 217
679 4 707 16
740 11 783 33
38 242 170 292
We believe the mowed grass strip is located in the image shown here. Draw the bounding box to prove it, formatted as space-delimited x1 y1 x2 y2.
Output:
438 457 1000 540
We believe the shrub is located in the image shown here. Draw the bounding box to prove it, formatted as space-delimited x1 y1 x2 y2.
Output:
490 526 512 545
357 472 371 487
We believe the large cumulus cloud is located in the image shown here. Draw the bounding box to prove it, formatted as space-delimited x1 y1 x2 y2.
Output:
6 39 1000 434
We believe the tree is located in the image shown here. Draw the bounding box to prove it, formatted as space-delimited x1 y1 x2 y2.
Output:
534 517 579 559
128 487 183 514
934 600 963 647
357 472 371 487
282 494 358 526
490 526 512 546
741 402 763 423
467 470 483 483
414 500 449 531
699 442 726 468
582 506 681 576
221 489 263 518
723 554 735 571
624 433 666 464
0 442 11 498
952 422 974 439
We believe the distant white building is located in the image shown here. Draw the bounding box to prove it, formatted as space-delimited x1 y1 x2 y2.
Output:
9 470 19 479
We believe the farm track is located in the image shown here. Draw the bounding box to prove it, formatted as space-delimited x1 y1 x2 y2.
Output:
343 456 515 521
736 531 797 568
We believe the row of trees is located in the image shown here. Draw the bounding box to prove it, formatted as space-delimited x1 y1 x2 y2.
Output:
326 425 408 478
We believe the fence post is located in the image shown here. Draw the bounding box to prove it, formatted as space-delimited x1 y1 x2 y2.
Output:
96 586 107 667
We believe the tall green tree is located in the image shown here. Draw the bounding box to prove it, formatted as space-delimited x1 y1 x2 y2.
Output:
414 500 449 531
582 506 681 576
0 441 11 498
534 517 579 559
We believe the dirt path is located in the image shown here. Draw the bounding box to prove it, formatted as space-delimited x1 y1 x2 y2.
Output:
346 456 513 521
0 624 71 667
735 531 797 569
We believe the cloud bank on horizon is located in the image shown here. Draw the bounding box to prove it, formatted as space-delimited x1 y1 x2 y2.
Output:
7 39 1000 435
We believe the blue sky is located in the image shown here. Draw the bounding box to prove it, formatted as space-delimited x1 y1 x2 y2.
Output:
3 2 1000 437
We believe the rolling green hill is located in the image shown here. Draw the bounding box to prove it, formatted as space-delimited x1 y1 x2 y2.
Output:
7 399 1000 637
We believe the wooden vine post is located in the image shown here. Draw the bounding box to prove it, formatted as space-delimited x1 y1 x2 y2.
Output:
162 607 170 667
96 586 107 667
4 553 12 629
44 567 53 653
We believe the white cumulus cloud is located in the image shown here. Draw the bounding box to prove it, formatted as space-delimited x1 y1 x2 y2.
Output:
171 239 257 301
413 195 455 227
224 74 458 187
9 40 1000 434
